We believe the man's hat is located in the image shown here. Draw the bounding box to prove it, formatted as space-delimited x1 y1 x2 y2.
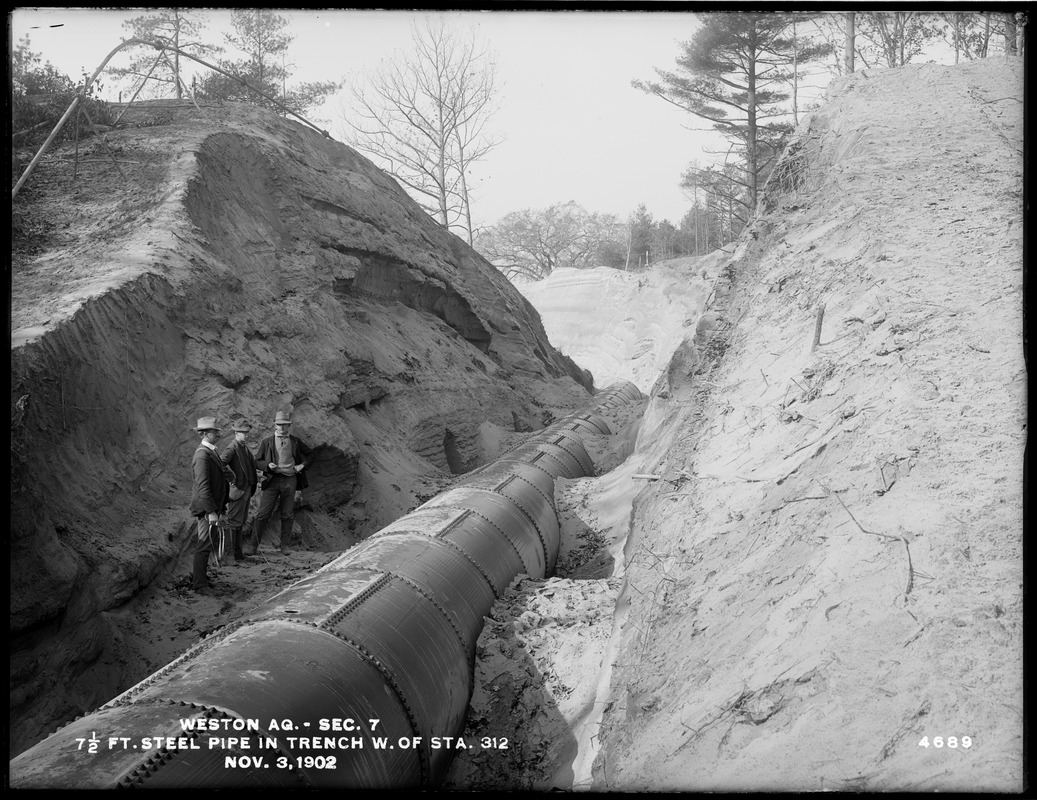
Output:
274 411 292 425
232 420 253 432
194 416 221 432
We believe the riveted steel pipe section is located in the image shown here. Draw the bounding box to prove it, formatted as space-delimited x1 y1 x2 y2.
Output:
9 381 644 789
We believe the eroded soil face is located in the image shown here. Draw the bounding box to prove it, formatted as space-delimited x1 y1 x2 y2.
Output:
10 100 590 758
450 57 1024 793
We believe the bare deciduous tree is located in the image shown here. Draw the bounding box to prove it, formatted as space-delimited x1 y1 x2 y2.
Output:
344 18 501 244
950 11 1006 61
476 202 624 281
855 11 942 68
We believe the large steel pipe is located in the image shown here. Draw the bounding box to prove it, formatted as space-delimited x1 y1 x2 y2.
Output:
9 382 643 788
424 487 549 577
323 534 495 660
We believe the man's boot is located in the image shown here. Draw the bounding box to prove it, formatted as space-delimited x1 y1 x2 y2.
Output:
279 516 292 555
245 521 261 556
232 527 248 562
191 550 210 591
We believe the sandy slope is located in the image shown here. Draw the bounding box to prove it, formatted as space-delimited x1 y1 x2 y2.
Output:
9 99 591 757
450 56 1024 792
514 261 721 394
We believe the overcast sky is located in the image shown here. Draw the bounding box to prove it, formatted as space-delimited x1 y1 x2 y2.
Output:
11 8 834 227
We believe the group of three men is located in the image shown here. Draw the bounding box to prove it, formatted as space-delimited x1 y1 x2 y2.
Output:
187 411 314 594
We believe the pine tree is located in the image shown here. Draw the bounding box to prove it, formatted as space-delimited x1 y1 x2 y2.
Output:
626 204 654 270
635 12 830 217
196 10 339 116
109 9 218 100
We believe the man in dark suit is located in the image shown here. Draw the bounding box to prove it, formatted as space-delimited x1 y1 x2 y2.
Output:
248 411 314 556
220 419 260 564
188 416 235 594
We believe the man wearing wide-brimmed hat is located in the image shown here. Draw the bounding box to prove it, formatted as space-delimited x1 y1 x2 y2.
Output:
249 410 314 556
220 419 260 564
188 416 236 593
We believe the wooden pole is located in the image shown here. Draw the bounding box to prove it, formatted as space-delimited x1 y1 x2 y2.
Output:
112 48 166 126
811 303 826 352
12 96 81 199
158 49 202 113
12 119 54 140
13 35 333 200
80 102 126 179
72 107 82 180
12 38 151 199
152 43 330 137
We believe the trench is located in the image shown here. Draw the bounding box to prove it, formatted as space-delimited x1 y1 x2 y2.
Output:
566 465 641 789
9 384 645 789
485 258 741 791
551 410 649 790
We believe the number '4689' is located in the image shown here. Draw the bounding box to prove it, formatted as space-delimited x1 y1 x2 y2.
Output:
918 736 972 749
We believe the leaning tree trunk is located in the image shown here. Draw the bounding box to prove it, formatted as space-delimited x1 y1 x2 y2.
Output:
1005 13 1017 55
174 15 182 99
459 168 474 245
792 19 799 127
953 13 961 64
624 220 632 271
747 28 759 210
436 111 450 227
844 12 855 73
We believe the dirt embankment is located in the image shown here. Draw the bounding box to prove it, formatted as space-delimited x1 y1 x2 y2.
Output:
453 56 1024 793
10 100 591 757
593 57 1024 793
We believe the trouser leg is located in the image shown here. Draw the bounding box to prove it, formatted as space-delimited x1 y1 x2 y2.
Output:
279 517 293 554
218 525 232 566
192 551 210 588
225 494 247 562
191 517 212 589
278 476 297 554
251 486 280 552
233 527 246 560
